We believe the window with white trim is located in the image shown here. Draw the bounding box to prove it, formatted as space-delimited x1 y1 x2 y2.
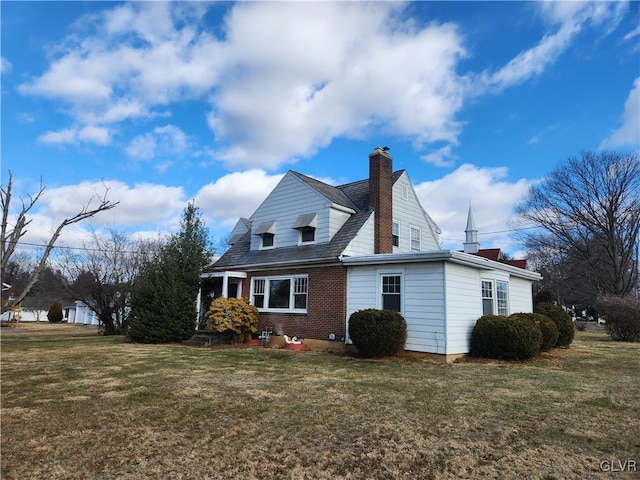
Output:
410 225 421 252
496 281 509 316
251 275 308 312
261 233 274 248
381 274 402 312
482 280 493 315
392 221 400 247
299 226 315 244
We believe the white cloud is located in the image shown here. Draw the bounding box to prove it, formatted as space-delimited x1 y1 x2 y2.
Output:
126 124 189 161
38 125 112 146
421 145 457 168
600 77 640 149
476 1 628 93
1 56 12 74
414 164 533 251
194 169 284 228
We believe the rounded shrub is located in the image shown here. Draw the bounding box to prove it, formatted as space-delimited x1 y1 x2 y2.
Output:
470 314 542 361
47 301 64 323
535 303 574 347
205 297 258 343
348 309 407 358
509 313 559 352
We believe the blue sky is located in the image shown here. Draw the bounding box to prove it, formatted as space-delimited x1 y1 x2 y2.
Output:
2 1 639 258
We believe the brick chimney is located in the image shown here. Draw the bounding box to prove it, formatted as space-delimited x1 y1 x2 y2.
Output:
369 147 393 254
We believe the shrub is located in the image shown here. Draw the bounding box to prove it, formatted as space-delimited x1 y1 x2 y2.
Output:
47 301 64 323
597 296 640 342
206 297 258 343
469 315 542 360
509 312 559 352
535 302 574 347
348 309 407 358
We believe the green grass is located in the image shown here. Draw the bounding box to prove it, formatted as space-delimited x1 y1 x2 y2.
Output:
1 324 639 479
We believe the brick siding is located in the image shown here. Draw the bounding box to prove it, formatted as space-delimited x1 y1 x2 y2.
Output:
245 265 347 340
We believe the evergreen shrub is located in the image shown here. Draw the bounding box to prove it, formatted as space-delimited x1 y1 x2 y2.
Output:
47 301 64 323
470 314 542 360
348 309 407 358
509 312 559 352
535 302 574 347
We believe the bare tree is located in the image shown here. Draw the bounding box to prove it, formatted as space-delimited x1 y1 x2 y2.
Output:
1 171 118 314
516 151 640 299
58 229 161 335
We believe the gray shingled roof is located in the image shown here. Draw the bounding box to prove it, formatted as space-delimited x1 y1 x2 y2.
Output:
210 210 372 270
209 169 405 271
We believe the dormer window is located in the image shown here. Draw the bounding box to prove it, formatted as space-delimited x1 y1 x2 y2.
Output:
254 220 276 249
293 213 318 245
261 233 274 248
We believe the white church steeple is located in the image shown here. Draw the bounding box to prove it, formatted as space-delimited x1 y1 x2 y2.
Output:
463 202 479 254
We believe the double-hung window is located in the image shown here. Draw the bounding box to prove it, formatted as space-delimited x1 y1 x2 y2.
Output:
481 280 509 316
410 225 421 252
481 280 494 315
392 222 400 247
381 274 402 312
251 275 308 312
496 281 509 316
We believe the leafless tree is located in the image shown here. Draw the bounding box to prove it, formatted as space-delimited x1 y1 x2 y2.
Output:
515 151 640 300
1 171 118 314
57 229 162 335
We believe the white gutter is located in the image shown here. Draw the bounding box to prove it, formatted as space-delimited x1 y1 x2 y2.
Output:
341 249 542 281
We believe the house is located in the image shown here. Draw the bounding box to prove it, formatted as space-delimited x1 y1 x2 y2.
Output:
201 148 541 361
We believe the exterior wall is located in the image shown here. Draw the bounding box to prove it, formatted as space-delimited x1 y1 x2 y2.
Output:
248 265 347 340
347 259 538 356
443 263 484 355
392 171 440 253
342 213 375 256
250 173 341 250
346 263 447 354
508 276 535 314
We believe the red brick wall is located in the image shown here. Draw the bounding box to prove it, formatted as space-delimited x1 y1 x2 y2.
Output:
245 265 347 340
369 149 393 254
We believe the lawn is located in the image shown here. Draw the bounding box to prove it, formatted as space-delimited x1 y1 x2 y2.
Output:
1 323 638 479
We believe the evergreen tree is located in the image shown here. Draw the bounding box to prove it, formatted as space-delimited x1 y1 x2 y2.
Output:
128 203 214 343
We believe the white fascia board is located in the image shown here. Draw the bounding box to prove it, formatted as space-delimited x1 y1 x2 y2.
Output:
342 250 542 281
200 271 248 279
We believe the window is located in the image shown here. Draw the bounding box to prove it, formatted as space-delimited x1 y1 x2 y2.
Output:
496 281 509 316
293 213 317 245
402 183 409 200
410 226 421 252
299 226 315 243
392 222 399 247
293 277 308 309
261 233 274 248
381 275 401 312
251 275 308 312
482 280 493 315
253 279 265 308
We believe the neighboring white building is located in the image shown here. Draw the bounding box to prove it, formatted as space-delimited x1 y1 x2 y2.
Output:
65 301 100 326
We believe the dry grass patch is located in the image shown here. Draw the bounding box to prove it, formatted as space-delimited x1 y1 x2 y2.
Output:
1 323 639 479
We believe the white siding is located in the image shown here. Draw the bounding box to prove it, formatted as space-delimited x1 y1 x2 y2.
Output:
342 214 375 256
509 276 534 314
329 208 353 240
443 263 484 355
346 263 447 354
392 172 440 252
402 263 447 353
250 173 342 250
